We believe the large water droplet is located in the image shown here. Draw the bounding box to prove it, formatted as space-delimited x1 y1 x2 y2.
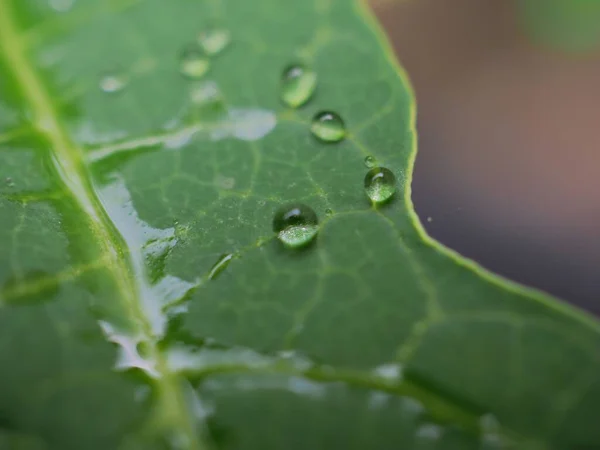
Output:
198 28 231 56
273 203 319 248
208 253 234 280
100 73 127 93
281 64 317 108
364 167 396 204
180 46 209 79
311 111 345 143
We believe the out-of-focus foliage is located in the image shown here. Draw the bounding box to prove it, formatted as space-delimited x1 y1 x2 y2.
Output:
519 0 600 52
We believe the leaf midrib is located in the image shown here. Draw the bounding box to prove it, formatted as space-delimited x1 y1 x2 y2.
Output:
0 1 207 448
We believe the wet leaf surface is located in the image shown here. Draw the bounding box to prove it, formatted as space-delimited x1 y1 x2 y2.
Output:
0 0 599 449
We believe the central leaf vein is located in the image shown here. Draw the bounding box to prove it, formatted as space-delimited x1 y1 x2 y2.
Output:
0 1 208 448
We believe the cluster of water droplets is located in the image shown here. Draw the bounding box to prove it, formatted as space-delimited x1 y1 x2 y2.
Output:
272 62 397 248
180 28 231 79
95 26 397 251
63 17 511 450
98 28 231 94
90 24 399 343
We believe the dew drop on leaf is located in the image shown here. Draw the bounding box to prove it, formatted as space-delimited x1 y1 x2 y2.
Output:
209 253 234 280
273 203 319 248
373 363 403 382
100 73 127 93
180 45 209 79
198 28 231 56
311 111 345 143
364 155 376 168
49 0 74 13
364 167 396 204
281 64 317 108
325 208 333 216
214 174 235 190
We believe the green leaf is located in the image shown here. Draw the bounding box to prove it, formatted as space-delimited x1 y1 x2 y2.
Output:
0 0 599 449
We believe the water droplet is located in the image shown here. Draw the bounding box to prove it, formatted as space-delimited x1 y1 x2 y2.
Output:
416 423 443 441
325 208 333 216
364 167 396 204
209 108 276 141
364 155 376 168
273 203 319 248
99 321 158 376
373 363 403 382
198 28 231 56
208 253 234 280
180 45 209 79
281 64 317 108
100 73 127 93
426 216 433 223
190 80 221 105
214 175 235 190
311 111 345 143
49 0 74 12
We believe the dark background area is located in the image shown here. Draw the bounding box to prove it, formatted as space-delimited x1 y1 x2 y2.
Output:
373 0 600 315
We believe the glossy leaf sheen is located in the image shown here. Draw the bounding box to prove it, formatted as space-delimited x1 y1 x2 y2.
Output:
0 1 599 449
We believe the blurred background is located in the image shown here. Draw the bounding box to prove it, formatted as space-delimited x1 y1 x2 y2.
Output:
372 0 600 315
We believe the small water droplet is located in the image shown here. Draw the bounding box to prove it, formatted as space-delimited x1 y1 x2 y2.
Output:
4 177 14 187
427 216 433 223
49 0 74 12
190 80 221 105
373 363 403 382
364 167 396 204
311 111 345 143
198 28 231 56
215 175 235 190
416 423 443 441
281 64 317 108
209 253 234 280
364 155 376 168
273 203 319 248
100 73 127 93
180 45 209 79
325 208 333 216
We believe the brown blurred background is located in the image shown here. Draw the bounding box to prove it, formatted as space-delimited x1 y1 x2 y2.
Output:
372 0 600 315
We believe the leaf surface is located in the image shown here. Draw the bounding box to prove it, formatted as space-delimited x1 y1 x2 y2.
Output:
0 0 599 449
